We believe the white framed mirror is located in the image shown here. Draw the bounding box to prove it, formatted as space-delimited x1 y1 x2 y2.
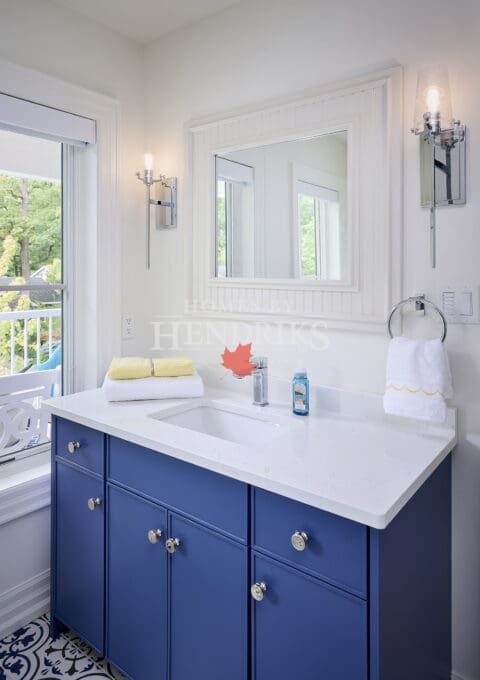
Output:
187 68 402 330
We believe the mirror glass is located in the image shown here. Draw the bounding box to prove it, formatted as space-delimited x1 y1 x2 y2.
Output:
215 131 348 281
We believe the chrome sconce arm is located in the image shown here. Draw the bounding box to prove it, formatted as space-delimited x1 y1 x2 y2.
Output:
411 64 466 269
136 157 177 270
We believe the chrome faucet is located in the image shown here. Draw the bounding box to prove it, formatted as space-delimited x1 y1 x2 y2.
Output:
235 356 268 406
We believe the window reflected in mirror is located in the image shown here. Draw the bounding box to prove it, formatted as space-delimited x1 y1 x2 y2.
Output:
215 131 348 281
298 182 341 280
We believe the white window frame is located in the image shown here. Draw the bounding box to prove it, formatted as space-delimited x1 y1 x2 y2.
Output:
215 156 255 278
0 58 120 395
296 181 341 280
292 163 347 281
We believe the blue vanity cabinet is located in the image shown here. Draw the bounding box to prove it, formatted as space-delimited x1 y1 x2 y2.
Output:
53 460 105 652
251 552 368 680
169 514 248 680
51 416 452 680
106 484 168 680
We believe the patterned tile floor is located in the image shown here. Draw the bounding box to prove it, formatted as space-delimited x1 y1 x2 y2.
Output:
0 614 125 679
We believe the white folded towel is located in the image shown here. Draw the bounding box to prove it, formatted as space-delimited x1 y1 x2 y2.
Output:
102 372 204 402
383 337 453 422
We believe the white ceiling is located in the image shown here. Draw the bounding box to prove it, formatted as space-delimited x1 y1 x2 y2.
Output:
52 0 242 44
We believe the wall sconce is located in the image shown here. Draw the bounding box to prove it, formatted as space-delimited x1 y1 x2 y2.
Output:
136 154 177 269
411 64 466 268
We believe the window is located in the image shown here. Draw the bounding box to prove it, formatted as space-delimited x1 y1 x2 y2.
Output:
297 180 342 281
0 131 63 373
0 130 64 461
215 156 254 278
0 92 95 463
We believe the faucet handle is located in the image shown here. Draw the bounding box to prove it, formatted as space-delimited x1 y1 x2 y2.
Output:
251 356 268 369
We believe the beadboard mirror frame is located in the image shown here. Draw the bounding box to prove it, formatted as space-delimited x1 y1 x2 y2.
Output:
186 67 402 331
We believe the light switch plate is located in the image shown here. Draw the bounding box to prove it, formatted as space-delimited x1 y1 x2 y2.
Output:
437 285 480 324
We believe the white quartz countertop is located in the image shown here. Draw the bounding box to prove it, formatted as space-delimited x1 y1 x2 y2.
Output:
44 386 457 530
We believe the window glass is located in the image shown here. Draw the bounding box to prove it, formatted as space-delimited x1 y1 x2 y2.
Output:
299 194 316 278
0 129 64 460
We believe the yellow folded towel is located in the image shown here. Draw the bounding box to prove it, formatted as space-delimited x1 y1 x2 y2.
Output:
108 357 152 380
153 357 194 378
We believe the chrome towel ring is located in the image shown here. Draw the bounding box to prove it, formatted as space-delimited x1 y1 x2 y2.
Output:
387 294 447 342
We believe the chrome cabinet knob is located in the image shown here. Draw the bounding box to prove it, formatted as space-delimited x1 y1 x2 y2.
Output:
68 441 80 454
87 497 101 511
291 531 309 551
250 582 267 602
165 537 180 554
148 529 163 544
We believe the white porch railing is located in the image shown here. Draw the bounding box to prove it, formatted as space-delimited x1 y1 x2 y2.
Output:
0 308 61 374
0 368 61 458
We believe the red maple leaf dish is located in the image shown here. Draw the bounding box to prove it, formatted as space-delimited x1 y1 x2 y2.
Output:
221 343 254 377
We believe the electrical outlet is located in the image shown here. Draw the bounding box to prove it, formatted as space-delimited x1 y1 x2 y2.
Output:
122 314 135 339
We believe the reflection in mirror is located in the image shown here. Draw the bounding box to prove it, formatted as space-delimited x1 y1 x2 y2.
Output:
215 131 348 281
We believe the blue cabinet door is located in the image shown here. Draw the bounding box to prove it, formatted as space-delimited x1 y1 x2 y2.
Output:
107 485 168 680
169 515 248 680
251 552 367 680
54 462 104 652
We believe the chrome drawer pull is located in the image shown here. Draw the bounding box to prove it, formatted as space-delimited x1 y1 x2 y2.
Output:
67 441 80 454
250 582 267 602
165 537 180 554
87 497 101 511
147 529 163 544
291 531 309 551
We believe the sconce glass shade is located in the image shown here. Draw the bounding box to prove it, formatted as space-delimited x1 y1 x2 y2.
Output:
144 153 154 171
413 64 453 134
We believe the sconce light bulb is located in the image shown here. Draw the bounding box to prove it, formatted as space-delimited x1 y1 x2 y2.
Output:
144 153 154 172
426 86 441 115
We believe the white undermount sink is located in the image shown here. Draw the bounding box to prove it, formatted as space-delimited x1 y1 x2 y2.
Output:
149 401 284 447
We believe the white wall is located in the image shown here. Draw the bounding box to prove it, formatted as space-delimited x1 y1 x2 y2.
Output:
0 453 50 637
144 2 480 678
0 507 50 638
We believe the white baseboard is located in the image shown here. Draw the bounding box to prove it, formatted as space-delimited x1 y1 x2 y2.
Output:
0 569 50 640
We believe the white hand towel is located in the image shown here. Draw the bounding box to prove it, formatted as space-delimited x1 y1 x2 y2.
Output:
383 337 453 422
102 372 204 402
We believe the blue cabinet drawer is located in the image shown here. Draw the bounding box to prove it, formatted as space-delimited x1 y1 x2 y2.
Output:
55 417 105 476
253 488 367 597
108 436 248 541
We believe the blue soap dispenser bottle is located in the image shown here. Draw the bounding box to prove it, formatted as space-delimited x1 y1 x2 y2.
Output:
292 369 309 416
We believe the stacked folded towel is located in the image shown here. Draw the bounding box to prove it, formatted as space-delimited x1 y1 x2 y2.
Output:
153 357 194 377
103 373 204 402
104 356 204 402
108 357 152 380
